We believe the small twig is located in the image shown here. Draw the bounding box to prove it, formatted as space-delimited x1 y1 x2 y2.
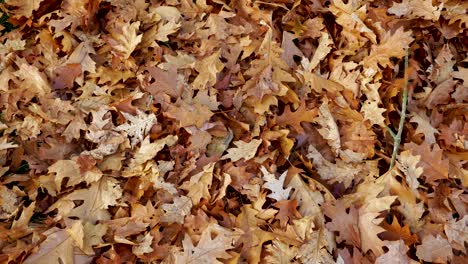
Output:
388 48 409 169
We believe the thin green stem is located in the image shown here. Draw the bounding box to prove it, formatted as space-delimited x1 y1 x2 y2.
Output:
389 49 409 169
385 124 397 139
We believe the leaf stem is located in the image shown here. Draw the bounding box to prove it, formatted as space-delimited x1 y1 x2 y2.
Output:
389 48 409 169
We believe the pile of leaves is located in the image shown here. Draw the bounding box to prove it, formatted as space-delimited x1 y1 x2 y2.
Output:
0 0 467 263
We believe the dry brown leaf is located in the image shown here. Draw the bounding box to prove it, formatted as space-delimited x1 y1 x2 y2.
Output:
416 234 453 263
221 139 262 162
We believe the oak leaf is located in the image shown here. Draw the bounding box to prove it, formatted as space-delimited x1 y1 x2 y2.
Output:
5 0 44 18
221 139 262 162
409 112 439 145
388 0 443 21
404 142 449 185
261 167 291 201
172 223 241 263
297 228 335 264
273 199 301 227
133 232 154 256
323 200 360 247
114 110 157 147
180 163 214 205
160 196 192 224
362 27 413 70
281 31 304 68
375 240 418 264
416 234 453 263
361 99 386 126
13 60 51 98
307 145 361 188
106 21 142 59
24 221 94 264
287 172 324 218
0 136 18 151
41 159 102 195
397 150 424 191
444 216 468 253
265 239 298 264
359 196 397 255
165 100 213 128
380 215 419 246
0 185 20 219
192 50 224 90
46 177 122 223
243 26 295 100
315 98 341 152
276 101 318 134
308 32 333 70
235 205 274 263
67 42 96 74
130 135 178 167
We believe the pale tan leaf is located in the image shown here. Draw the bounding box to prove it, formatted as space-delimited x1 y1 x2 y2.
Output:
160 196 192 224
397 150 424 191
107 21 142 59
173 223 241 264
308 32 333 70
5 0 44 18
287 173 324 218
222 139 262 162
315 98 341 152
359 196 397 256
265 239 298 264
192 50 224 90
155 20 181 42
133 232 154 256
261 167 291 201
444 216 468 253
361 100 386 126
375 240 418 264
24 224 92 264
46 177 122 223
362 27 413 70
114 110 157 147
180 163 214 205
409 112 439 145
416 234 453 263
388 0 443 21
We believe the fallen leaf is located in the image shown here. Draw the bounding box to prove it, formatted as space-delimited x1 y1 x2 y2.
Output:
375 240 418 264
221 139 262 162
397 150 424 191
416 234 453 263
261 167 292 201
173 223 241 263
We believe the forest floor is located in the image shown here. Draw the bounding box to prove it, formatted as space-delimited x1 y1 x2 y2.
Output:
0 0 467 263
